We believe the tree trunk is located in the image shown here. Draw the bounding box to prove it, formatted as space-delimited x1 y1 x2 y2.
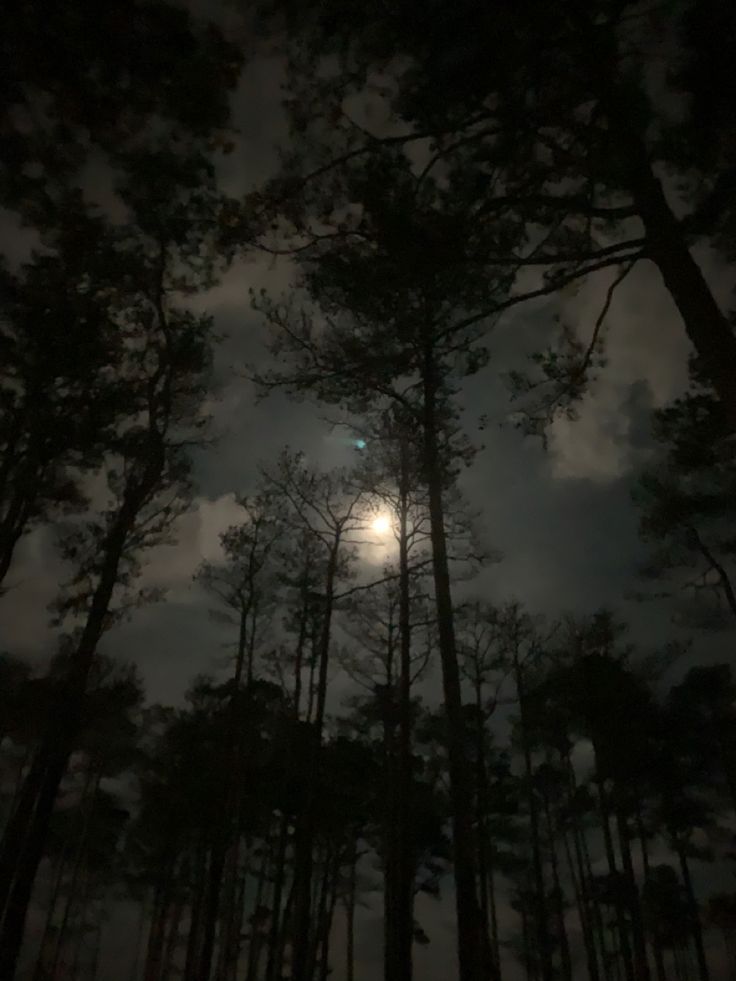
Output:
514 657 553 981
205 593 257 981
0 479 33 590
184 838 208 981
318 850 340 981
487 857 501 978
541 788 572 981
291 539 339 981
197 837 227 981
33 835 70 981
90 900 104 981
474 678 495 977
395 436 415 981
520 902 534 981
229 850 249 981
580 20 736 431
597 780 636 981
266 812 290 981
277 872 297 981
0 738 72 978
676 847 710 981
382 645 398 981
216 837 246 981
626 152 736 430
246 837 272 981
49 766 102 980
129 892 151 981
579 819 612 981
562 825 600 981
421 341 491 981
345 842 357 981
292 564 311 719
635 807 668 981
161 887 186 981
614 805 650 981
308 844 333 981
0 456 164 976
70 864 94 980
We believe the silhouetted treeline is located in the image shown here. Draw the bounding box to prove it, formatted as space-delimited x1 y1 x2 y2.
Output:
2 609 735 980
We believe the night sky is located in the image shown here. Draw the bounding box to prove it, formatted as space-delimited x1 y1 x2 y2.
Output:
2 4 735 980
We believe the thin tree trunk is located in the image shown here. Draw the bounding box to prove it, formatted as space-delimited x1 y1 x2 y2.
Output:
514 657 553 981
382 647 398 981
145 857 176 981
583 827 613 981
291 539 339 981
277 872 297 981
308 844 333 981
318 850 340 981
161 885 186 981
229 848 250 981
562 825 600 981
306 636 318 725
597 780 635 981
33 837 70 981
246 837 272 981
90 900 104 981
541 789 572 981
70 863 94 980
421 344 490 981
184 838 208 981
292 566 311 720
474 677 495 978
395 435 414 981
487 858 501 977
614 805 650 981
676 848 710 981
345 842 357 981
216 838 243 981
266 812 290 981
49 766 102 980
203 590 256 981
129 892 151 981
635 808 668 981
197 837 227 981
520 903 533 981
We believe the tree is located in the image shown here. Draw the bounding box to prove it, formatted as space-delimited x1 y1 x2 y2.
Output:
197 496 284 690
32 657 142 981
634 378 736 625
667 665 736 811
343 406 435 981
260 451 370 981
0 153 223 975
0 200 145 591
1 0 242 591
252 139 526 978
1 0 241 221
192 497 285 981
254 0 736 428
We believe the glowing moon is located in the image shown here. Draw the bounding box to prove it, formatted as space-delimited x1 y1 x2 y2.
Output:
372 514 391 534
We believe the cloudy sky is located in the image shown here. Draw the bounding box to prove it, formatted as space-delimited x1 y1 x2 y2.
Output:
3 22 735 981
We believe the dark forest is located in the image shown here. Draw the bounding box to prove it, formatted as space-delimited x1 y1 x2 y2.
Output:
1 2 735 979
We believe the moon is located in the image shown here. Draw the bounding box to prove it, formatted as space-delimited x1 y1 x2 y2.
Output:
371 514 391 534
